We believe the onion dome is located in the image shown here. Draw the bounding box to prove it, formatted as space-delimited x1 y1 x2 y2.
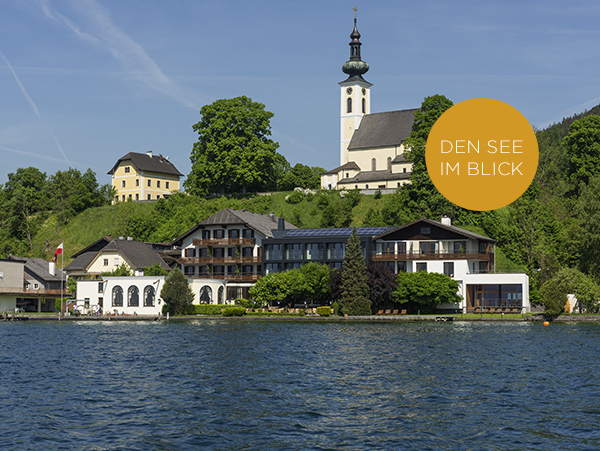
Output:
341 13 369 80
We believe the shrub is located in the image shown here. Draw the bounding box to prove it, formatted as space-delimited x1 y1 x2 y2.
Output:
235 298 252 308
286 191 304 204
222 306 247 317
162 304 172 315
183 304 224 315
333 301 340 316
374 189 382 199
316 306 331 317
541 279 567 318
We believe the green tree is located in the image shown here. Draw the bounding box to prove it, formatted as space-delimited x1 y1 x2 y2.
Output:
185 96 282 196
563 115 600 194
101 263 133 277
338 229 371 315
366 262 397 312
299 262 331 304
577 175 600 276
552 267 600 313
249 271 292 306
393 271 461 313
540 278 567 319
160 267 194 314
279 163 324 190
144 263 170 276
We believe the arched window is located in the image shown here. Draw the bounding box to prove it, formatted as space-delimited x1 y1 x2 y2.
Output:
362 97 366 114
112 286 123 307
128 286 139 307
199 285 212 304
218 286 224 305
372 158 376 171
347 97 352 113
387 157 392 171
144 286 155 307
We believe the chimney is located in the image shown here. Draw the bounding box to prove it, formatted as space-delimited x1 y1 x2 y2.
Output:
278 217 285 231
146 150 153 158
49 261 55 276
119 236 125 240
127 236 134 241
441 215 451 226
269 212 276 222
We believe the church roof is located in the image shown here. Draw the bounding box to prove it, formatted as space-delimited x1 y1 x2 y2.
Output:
108 152 183 177
321 161 361 175
348 109 417 150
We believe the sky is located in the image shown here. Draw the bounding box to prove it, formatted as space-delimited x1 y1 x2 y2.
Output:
1 0 600 186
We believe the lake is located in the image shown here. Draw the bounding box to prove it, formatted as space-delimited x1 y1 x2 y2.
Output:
1 320 599 450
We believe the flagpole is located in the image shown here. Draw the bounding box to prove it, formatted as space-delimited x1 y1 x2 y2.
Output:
61 246 64 318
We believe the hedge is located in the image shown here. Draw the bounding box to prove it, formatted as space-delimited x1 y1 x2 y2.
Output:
316 306 331 317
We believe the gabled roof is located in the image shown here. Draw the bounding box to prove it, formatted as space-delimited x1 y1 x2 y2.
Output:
172 209 297 245
322 161 361 175
348 109 417 150
7 256 65 283
65 238 170 272
107 152 183 177
373 218 496 243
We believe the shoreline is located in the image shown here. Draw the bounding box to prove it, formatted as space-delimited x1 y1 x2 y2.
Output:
5 313 600 323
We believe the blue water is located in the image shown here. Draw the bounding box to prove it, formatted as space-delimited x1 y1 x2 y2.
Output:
1 320 599 450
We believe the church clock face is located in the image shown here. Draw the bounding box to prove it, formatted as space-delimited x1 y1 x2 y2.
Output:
346 87 353 95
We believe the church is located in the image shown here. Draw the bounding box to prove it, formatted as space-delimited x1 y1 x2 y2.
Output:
321 12 416 192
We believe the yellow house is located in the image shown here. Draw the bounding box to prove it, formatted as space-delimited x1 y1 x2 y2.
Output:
108 151 183 203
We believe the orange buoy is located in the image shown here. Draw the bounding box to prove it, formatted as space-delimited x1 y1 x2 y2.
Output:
543 321 550 326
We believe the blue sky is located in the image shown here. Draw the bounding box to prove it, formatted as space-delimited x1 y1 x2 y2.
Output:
1 0 600 185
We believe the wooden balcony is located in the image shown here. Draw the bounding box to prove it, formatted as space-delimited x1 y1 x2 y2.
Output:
186 274 261 282
179 256 261 265
0 287 69 297
372 251 492 261
192 238 255 246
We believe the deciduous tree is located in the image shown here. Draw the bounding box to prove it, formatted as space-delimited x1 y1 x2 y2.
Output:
393 271 461 313
185 96 282 196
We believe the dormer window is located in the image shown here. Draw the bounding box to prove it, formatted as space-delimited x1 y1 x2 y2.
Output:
124 166 130 173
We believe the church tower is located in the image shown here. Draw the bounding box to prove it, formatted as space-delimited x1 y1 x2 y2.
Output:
339 8 372 165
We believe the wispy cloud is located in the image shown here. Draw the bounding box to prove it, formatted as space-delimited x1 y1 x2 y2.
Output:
0 145 73 165
37 0 202 109
0 49 72 166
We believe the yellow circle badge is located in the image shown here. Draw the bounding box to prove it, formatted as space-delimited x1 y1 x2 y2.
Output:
426 98 538 211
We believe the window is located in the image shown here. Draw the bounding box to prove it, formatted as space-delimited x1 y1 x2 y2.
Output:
264 244 282 260
185 248 196 258
199 285 212 303
265 263 281 274
202 230 211 239
112 286 123 307
214 229 225 239
135 194 139 201
144 286 155 307
285 262 301 271
217 286 224 304
213 266 224 276
103 258 109 266
166 181 170 189
285 243 303 260
227 265 237 275
98 282 104 293
327 243 345 260
122 195 125 202
34 283 39 289
398 261 407 273
242 247 253 258
421 227 431 235
416 263 427 272
444 262 454 277
229 229 240 239
156 195 160 199
147 194 151 200
479 242 488 253
114 258 120 266
366 184 369 189
128 286 139 307
242 265 253 275
387 157 392 170
128 194 132 200
479 261 488 273
184 266 195 276
346 173 349 178
306 243 324 260
124 166 130 173
372 158 376 171
157 180 161 188
122 180 126 188
403 168 407 173
213 248 225 258
243 229 254 239
148 179 152 187
135 179 140 187
420 242 437 254
347 97 352 113
362 97 366 114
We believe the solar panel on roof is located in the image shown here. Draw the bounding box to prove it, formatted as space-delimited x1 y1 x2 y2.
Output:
283 227 389 238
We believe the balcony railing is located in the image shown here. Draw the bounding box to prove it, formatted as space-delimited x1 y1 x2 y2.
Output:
179 256 261 265
186 274 261 282
0 287 69 296
192 238 255 246
372 250 492 261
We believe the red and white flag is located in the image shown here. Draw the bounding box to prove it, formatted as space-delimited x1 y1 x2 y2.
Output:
54 242 63 263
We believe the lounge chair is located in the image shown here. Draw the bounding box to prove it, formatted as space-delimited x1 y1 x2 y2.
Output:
377 310 384 315
384 309 392 315
400 309 407 315
391 309 399 315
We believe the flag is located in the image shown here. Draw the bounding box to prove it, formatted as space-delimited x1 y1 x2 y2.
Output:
54 242 63 263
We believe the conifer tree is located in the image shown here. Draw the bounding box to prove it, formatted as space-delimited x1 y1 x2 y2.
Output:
339 229 371 315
